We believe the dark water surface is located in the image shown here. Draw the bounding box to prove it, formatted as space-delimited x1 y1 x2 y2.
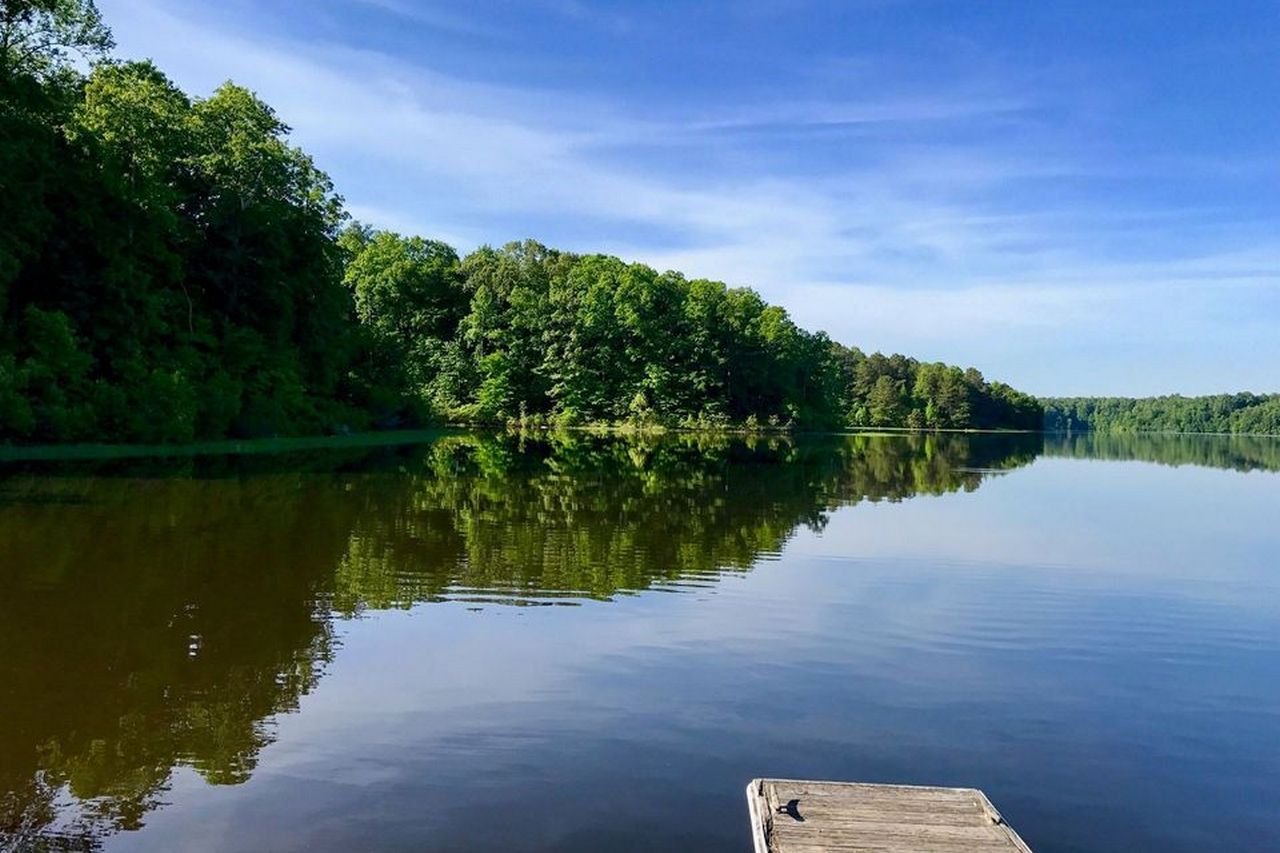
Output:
1 431 1277 852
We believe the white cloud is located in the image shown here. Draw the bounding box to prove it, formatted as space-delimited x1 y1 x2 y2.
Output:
346 0 507 38
98 0 1280 395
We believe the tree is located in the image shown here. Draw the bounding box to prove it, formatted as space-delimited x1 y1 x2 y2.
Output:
345 232 465 348
867 375 904 426
343 230 466 410
0 0 1048 443
455 240 563 418
0 0 112 83
72 60 190 203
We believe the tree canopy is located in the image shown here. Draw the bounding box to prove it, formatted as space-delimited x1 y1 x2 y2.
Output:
0 0 112 83
0 1 1045 444
1043 394 1280 436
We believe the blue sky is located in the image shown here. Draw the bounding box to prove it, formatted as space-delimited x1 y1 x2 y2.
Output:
99 0 1279 395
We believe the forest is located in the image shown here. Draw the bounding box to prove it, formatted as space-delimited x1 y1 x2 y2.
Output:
0 1 1045 443
1043 395 1280 436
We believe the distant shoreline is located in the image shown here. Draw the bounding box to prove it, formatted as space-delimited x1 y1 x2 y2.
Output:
3 424 1279 464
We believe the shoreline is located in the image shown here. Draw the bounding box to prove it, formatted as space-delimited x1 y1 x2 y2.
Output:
3 425 1279 464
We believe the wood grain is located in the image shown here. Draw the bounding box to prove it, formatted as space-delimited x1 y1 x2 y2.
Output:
746 779 1034 853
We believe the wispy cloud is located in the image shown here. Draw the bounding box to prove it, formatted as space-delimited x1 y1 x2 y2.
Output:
345 0 506 38
99 0 1280 395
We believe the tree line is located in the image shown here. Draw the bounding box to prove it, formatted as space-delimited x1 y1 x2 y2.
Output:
0 1 1041 444
1043 394 1280 436
340 231 1045 432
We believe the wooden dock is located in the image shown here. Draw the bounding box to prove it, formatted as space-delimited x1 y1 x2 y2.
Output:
746 778 1033 852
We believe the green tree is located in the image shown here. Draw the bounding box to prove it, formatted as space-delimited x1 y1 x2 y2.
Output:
343 230 466 398
0 0 1047 444
867 375 904 426
0 0 112 83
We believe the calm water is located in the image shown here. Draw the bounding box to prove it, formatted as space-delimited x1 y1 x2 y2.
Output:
1 431 1278 852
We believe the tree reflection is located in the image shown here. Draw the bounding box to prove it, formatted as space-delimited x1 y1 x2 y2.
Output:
0 431 1038 849
1043 432 1280 473
331 431 1041 611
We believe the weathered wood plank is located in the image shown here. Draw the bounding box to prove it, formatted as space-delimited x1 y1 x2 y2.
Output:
747 778 1034 853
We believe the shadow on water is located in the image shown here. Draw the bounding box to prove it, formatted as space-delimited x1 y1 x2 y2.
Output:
0 430 1039 850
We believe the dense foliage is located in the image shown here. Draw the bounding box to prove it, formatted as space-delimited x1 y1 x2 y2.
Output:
842 350 1042 431
337 234 1044 432
1 1 377 443
1044 394 1280 436
0 1 1040 444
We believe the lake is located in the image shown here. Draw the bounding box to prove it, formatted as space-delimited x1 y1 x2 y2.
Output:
1 431 1277 852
